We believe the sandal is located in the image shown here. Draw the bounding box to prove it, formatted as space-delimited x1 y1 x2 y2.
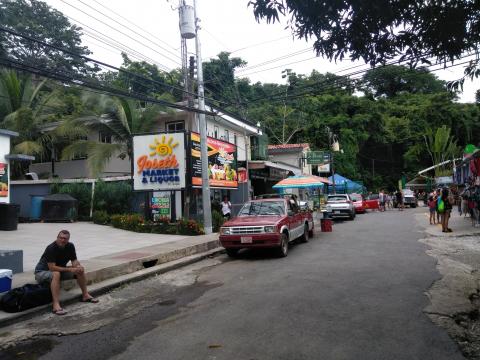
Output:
52 308 68 316
81 297 99 303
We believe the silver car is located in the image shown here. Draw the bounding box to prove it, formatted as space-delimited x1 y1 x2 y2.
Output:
327 194 356 220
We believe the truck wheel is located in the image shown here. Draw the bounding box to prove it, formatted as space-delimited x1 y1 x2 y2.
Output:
225 249 239 258
276 233 289 257
299 224 309 243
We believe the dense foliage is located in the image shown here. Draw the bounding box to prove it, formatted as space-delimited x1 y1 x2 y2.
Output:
249 0 480 86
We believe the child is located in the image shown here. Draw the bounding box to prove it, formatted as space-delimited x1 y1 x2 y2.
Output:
428 196 436 225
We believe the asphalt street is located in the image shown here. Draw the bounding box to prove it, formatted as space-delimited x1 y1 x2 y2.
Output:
0 208 465 360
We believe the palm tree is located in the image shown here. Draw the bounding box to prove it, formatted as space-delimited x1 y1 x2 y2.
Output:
0 69 91 177
61 94 173 176
424 125 459 177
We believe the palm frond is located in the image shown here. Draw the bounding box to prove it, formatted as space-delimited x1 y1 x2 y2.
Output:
13 140 44 156
85 142 125 177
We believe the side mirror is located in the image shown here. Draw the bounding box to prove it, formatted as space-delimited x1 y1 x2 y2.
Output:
287 210 294 216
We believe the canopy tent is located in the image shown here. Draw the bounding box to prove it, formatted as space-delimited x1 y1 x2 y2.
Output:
272 175 331 190
327 174 365 193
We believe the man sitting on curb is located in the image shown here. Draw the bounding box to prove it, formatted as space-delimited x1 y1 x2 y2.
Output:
34 230 98 315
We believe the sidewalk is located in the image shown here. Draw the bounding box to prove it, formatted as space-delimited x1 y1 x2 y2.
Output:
0 222 223 326
423 210 480 237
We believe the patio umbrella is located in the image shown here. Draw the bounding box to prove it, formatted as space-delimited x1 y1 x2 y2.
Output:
273 175 332 189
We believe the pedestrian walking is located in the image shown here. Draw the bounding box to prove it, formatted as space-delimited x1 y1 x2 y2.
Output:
221 196 232 220
439 188 454 232
395 190 404 211
379 190 386 211
427 196 436 225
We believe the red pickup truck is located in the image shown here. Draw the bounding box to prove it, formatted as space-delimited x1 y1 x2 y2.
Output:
219 196 313 258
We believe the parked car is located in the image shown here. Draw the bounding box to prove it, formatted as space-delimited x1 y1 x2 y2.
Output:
364 194 380 210
327 194 356 220
349 193 366 214
393 189 418 208
219 195 313 258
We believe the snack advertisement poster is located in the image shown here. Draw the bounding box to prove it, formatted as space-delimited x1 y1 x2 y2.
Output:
0 162 8 198
191 132 238 189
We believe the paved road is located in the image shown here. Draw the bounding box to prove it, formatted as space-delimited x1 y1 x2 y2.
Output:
0 208 465 360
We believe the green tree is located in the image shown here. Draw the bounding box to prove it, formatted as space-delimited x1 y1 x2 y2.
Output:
362 66 447 98
61 96 170 176
424 125 459 177
0 0 97 75
249 0 480 69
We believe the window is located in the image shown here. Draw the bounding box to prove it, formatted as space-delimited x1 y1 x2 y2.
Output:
224 130 229 142
166 121 185 132
214 125 219 139
99 132 112 144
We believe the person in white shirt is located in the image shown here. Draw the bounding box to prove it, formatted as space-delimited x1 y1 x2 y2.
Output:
221 196 232 219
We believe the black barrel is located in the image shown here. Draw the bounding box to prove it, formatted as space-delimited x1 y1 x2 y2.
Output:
0 203 20 231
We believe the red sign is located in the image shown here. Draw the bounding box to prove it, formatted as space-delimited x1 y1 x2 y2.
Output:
191 132 238 188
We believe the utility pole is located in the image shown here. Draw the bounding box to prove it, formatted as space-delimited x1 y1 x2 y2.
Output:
193 0 212 234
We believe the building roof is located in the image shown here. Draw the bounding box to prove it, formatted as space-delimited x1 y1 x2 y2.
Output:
0 129 19 137
268 143 310 152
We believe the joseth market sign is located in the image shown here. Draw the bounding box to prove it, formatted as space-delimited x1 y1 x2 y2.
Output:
133 133 186 191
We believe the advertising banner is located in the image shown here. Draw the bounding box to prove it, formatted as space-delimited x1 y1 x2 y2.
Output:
133 133 186 191
0 162 7 198
151 191 171 221
191 132 238 189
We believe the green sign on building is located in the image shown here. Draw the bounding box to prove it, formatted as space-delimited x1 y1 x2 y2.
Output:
306 151 330 165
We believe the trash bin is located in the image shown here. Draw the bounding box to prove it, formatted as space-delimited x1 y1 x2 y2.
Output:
30 195 44 221
0 203 20 231
0 269 12 293
320 211 333 232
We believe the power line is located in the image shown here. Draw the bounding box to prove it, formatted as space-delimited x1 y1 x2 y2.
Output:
236 47 314 73
0 26 231 106
59 0 180 68
60 13 172 71
0 56 216 116
239 56 318 77
76 0 181 63
91 0 178 53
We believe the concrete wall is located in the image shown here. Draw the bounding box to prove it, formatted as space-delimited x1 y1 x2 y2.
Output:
10 183 51 218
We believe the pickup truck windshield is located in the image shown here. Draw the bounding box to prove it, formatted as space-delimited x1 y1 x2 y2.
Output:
238 201 285 216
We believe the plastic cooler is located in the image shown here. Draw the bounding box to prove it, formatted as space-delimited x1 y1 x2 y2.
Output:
0 269 12 293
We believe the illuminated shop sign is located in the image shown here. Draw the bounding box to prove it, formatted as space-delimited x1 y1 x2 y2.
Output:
133 133 186 191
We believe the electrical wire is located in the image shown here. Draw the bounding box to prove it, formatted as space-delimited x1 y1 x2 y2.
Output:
59 0 180 68
91 0 178 53
0 56 215 115
0 26 232 106
76 0 181 63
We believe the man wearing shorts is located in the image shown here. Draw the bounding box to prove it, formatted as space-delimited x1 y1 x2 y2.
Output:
35 230 98 315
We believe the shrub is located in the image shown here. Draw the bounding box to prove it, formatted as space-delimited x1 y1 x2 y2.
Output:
110 214 144 232
177 218 204 235
92 210 110 225
93 181 133 215
212 210 225 232
51 182 92 219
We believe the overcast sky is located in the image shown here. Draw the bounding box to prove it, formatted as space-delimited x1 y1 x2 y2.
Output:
45 0 478 103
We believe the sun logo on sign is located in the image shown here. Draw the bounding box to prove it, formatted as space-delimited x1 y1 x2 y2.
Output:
149 135 179 157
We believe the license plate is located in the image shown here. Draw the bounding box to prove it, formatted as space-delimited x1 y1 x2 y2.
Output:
241 236 253 244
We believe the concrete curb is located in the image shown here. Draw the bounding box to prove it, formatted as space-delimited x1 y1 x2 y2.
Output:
0 247 225 328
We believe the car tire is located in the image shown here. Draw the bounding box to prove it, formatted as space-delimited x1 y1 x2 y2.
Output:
225 248 239 258
276 233 289 257
349 211 355 220
411 204 417 208
299 224 309 243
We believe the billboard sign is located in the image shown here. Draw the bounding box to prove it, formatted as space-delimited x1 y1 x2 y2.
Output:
0 163 8 198
133 133 186 191
191 132 238 189
307 151 330 165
